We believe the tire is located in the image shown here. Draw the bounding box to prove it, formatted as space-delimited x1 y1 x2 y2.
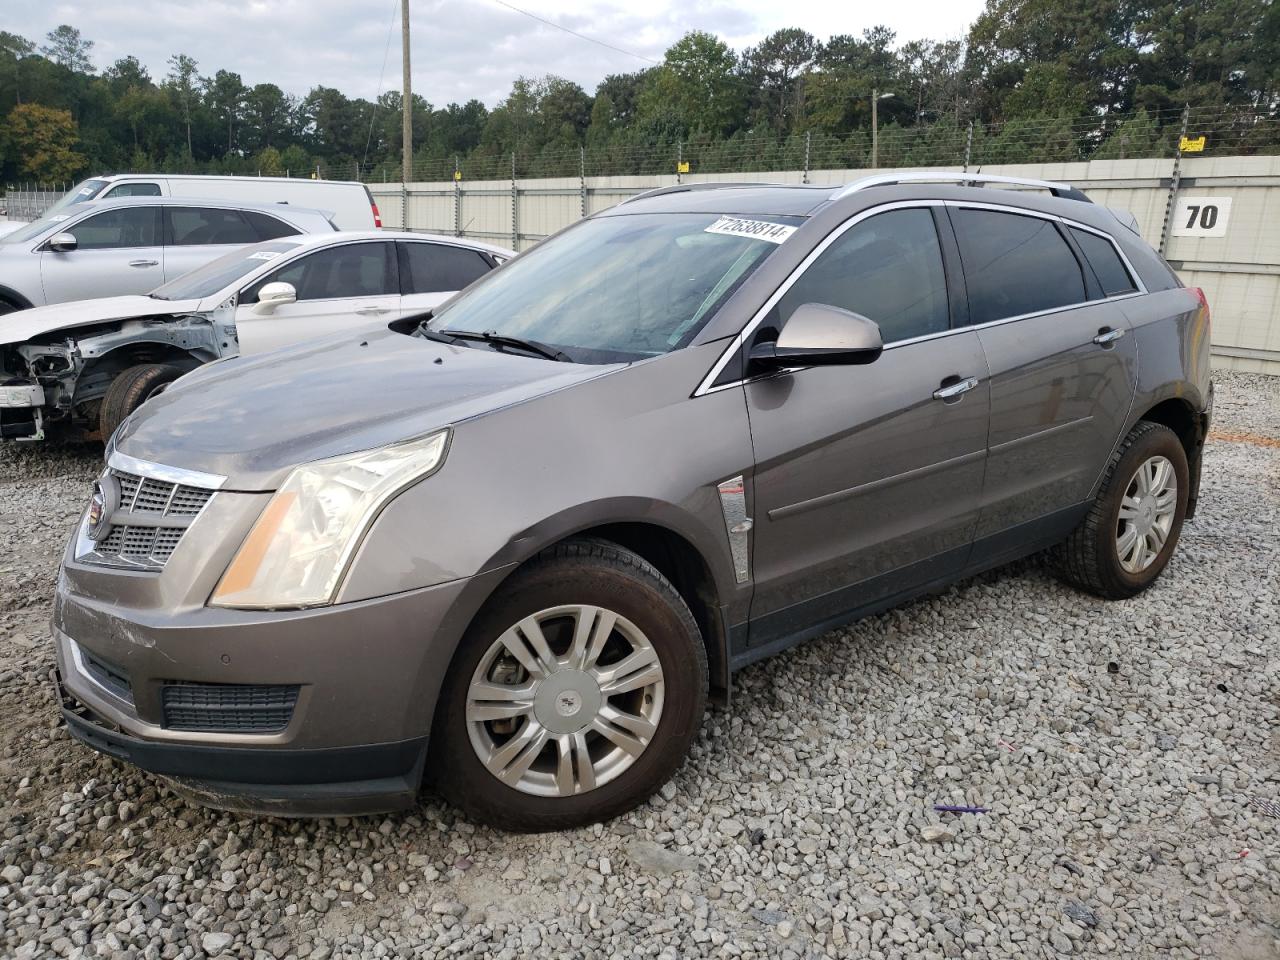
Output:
0 298 18 316
1056 421 1189 599
431 538 708 832
98 363 183 440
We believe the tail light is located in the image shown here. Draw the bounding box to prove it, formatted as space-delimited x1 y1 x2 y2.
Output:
1192 286 1211 323
371 201 382 228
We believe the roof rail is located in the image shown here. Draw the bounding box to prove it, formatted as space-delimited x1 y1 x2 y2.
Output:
620 181 788 205
831 171 1092 203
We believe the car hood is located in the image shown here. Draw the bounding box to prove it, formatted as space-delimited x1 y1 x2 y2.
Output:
114 328 618 490
0 294 202 345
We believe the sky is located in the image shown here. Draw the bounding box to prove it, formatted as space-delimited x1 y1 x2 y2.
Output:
13 0 986 107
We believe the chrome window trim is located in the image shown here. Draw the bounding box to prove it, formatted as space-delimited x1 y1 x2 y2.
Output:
107 450 227 490
694 198 1147 397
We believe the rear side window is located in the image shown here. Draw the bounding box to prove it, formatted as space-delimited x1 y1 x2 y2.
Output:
399 242 492 294
66 208 159 249
1069 227 1137 297
243 210 302 241
167 207 259 246
103 182 162 198
774 207 949 344
951 209 1086 324
249 242 395 302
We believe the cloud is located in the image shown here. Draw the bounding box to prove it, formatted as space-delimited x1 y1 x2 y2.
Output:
20 0 983 105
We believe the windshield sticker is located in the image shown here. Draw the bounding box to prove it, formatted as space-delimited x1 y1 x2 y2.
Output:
246 251 281 261
704 216 796 244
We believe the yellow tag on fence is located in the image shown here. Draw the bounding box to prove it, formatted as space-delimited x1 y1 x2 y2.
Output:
677 161 690 174
1179 135 1206 153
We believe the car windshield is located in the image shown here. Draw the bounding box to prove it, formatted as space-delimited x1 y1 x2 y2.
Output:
149 240 303 301
0 214 72 245
424 212 797 362
43 178 110 216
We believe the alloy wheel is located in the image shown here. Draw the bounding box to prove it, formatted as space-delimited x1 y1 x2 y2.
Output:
1116 455 1177 573
465 604 665 797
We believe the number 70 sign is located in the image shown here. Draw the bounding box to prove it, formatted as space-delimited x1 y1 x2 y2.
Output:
1172 196 1231 238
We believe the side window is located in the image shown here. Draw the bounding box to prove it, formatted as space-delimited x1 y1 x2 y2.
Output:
774 207 949 344
399 242 492 293
248 243 395 302
1069 227 1137 297
952 208 1086 325
103 182 162 198
167 207 259 246
243 210 302 241
66 208 159 249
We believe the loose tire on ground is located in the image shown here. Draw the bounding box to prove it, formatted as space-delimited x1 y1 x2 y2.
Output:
98 363 183 441
431 538 708 832
1056 420 1190 600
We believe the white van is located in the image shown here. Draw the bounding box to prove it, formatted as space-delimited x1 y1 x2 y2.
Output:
37 175 382 231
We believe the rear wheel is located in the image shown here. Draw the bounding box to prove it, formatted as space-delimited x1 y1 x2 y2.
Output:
98 363 183 440
1056 421 1189 599
432 539 707 832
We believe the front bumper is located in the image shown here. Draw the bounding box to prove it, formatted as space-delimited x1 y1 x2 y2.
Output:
57 669 426 815
53 562 514 816
0 381 46 439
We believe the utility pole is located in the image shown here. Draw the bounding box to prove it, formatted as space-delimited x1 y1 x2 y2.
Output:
871 88 879 169
401 0 413 185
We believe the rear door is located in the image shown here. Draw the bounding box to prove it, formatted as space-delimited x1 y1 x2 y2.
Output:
235 240 400 353
162 206 264 281
38 206 164 303
398 240 495 316
948 205 1139 543
744 205 991 647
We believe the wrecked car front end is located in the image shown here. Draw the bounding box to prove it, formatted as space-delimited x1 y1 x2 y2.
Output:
0 306 234 441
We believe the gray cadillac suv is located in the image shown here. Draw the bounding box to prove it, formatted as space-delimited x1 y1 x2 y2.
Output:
51 173 1213 831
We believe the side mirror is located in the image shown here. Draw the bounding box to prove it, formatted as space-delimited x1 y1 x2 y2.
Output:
253 281 297 315
47 232 78 253
749 302 884 369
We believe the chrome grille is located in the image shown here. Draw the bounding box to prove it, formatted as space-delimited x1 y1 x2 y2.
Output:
79 467 216 571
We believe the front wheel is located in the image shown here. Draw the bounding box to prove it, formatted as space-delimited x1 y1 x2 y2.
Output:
1056 421 1189 599
431 539 708 832
98 363 183 441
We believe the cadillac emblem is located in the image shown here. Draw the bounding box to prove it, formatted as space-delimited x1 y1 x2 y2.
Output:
86 477 118 541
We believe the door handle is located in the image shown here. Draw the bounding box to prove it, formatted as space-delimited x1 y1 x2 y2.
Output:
933 376 980 401
128 259 159 268
1093 327 1125 346
355 306 390 316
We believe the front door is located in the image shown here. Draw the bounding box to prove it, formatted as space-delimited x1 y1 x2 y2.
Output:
946 207 1139 540
744 206 991 648
235 240 401 354
38 206 164 303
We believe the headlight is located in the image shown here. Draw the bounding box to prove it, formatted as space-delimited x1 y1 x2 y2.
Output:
210 430 449 609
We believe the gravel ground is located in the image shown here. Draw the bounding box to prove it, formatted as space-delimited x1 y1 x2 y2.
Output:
1 372 1277 960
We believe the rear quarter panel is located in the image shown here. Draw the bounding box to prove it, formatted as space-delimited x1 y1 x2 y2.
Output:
1124 287 1212 422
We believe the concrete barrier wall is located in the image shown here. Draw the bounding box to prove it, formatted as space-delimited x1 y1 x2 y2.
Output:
370 156 1280 375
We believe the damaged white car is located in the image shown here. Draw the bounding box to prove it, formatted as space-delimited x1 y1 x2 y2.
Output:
0 231 513 441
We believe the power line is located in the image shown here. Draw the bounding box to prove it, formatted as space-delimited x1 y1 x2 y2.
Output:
362 0 401 168
483 0 660 65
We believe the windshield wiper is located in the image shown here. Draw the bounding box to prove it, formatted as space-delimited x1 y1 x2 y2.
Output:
440 328 572 363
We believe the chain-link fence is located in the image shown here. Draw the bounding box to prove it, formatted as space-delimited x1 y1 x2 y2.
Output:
349 105 1280 184
1 187 66 221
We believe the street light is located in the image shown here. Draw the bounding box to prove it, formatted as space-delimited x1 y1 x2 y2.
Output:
871 89 894 169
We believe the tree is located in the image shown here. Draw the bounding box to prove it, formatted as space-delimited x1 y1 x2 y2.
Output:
6 103 85 179
165 54 199 159
633 32 743 140
741 28 818 133
202 69 246 155
0 31 34 107
42 25 94 73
